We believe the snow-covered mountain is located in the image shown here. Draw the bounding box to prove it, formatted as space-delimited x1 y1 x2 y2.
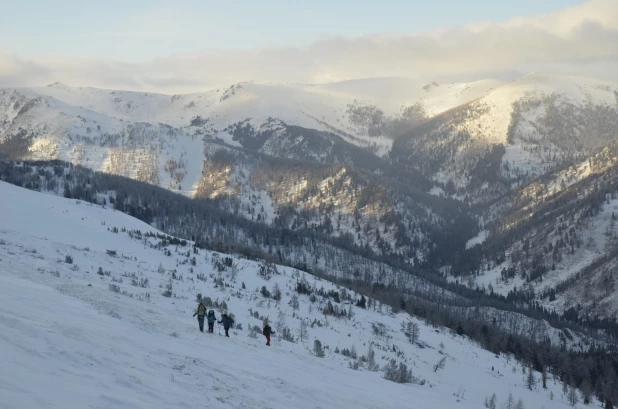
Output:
31 77 503 136
5 73 616 202
0 80 478 267
3 72 618 327
0 180 591 408
392 73 618 202
0 77 502 199
460 141 618 319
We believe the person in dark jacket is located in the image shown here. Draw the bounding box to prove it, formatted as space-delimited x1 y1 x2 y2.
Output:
207 310 217 333
262 317 272 346
218 310 235 337
193 302 206 332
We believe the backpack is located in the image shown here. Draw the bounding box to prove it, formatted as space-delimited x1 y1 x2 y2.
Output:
197 304 206 317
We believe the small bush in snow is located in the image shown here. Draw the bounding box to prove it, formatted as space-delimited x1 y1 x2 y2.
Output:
372 322 387 339
137 293 150 302
567 386 579 406
484 393 497 409
258 261 279 280
65 255 73 264
433 357 446 373
310 319 323 328
299 319 309 343
366 344 379 372
280 327 295 343
162 281 173 297
313 339 325 357
272 283 282 301
131 278 149 288
383 359 413 384
341 346 357 359
109 284 121 293
295 280 312 295
402 320 420 344
290 294 299 310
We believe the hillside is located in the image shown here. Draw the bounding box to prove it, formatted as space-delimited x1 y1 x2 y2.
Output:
392 73 618 204
3 74 616 202
0 80 477 266
458 142 618 320
3 72 618 329
0 180 597 409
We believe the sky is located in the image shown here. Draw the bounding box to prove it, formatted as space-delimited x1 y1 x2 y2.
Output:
1 0 584 61
1 0 617 93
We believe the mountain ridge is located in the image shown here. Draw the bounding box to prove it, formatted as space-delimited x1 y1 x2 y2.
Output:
3 72 618 326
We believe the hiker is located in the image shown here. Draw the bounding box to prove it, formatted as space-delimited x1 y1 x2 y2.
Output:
207 309 217 333
262 318 273 346
193 302 206 332
218 310 235 337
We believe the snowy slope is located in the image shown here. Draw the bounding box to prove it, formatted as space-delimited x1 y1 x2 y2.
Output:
0 76 506 200
316 77 504 116
477 73 618 183
33 78 502 129
5 73 615 203
477 73 618 145
463 144 618 317
22 77 504 158
0 88 206 195
392 73 618 200
0 181 578 409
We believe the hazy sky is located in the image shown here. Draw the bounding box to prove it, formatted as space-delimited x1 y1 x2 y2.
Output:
1 0 617 93
1 0 584 61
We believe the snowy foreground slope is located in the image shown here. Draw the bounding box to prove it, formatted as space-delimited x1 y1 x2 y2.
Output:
0 181 574 409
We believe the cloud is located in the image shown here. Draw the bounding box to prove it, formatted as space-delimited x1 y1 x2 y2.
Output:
0 54 51 86
1 0 617 93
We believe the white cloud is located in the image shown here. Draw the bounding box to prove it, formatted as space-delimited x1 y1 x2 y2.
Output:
1 0 617 93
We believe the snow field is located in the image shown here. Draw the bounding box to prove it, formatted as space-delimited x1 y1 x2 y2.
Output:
0 181 578 408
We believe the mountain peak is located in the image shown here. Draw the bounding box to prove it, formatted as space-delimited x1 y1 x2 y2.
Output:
422 82 440 92
47 82 70 89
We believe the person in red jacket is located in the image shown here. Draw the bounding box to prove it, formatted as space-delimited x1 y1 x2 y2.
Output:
262 318 273 346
